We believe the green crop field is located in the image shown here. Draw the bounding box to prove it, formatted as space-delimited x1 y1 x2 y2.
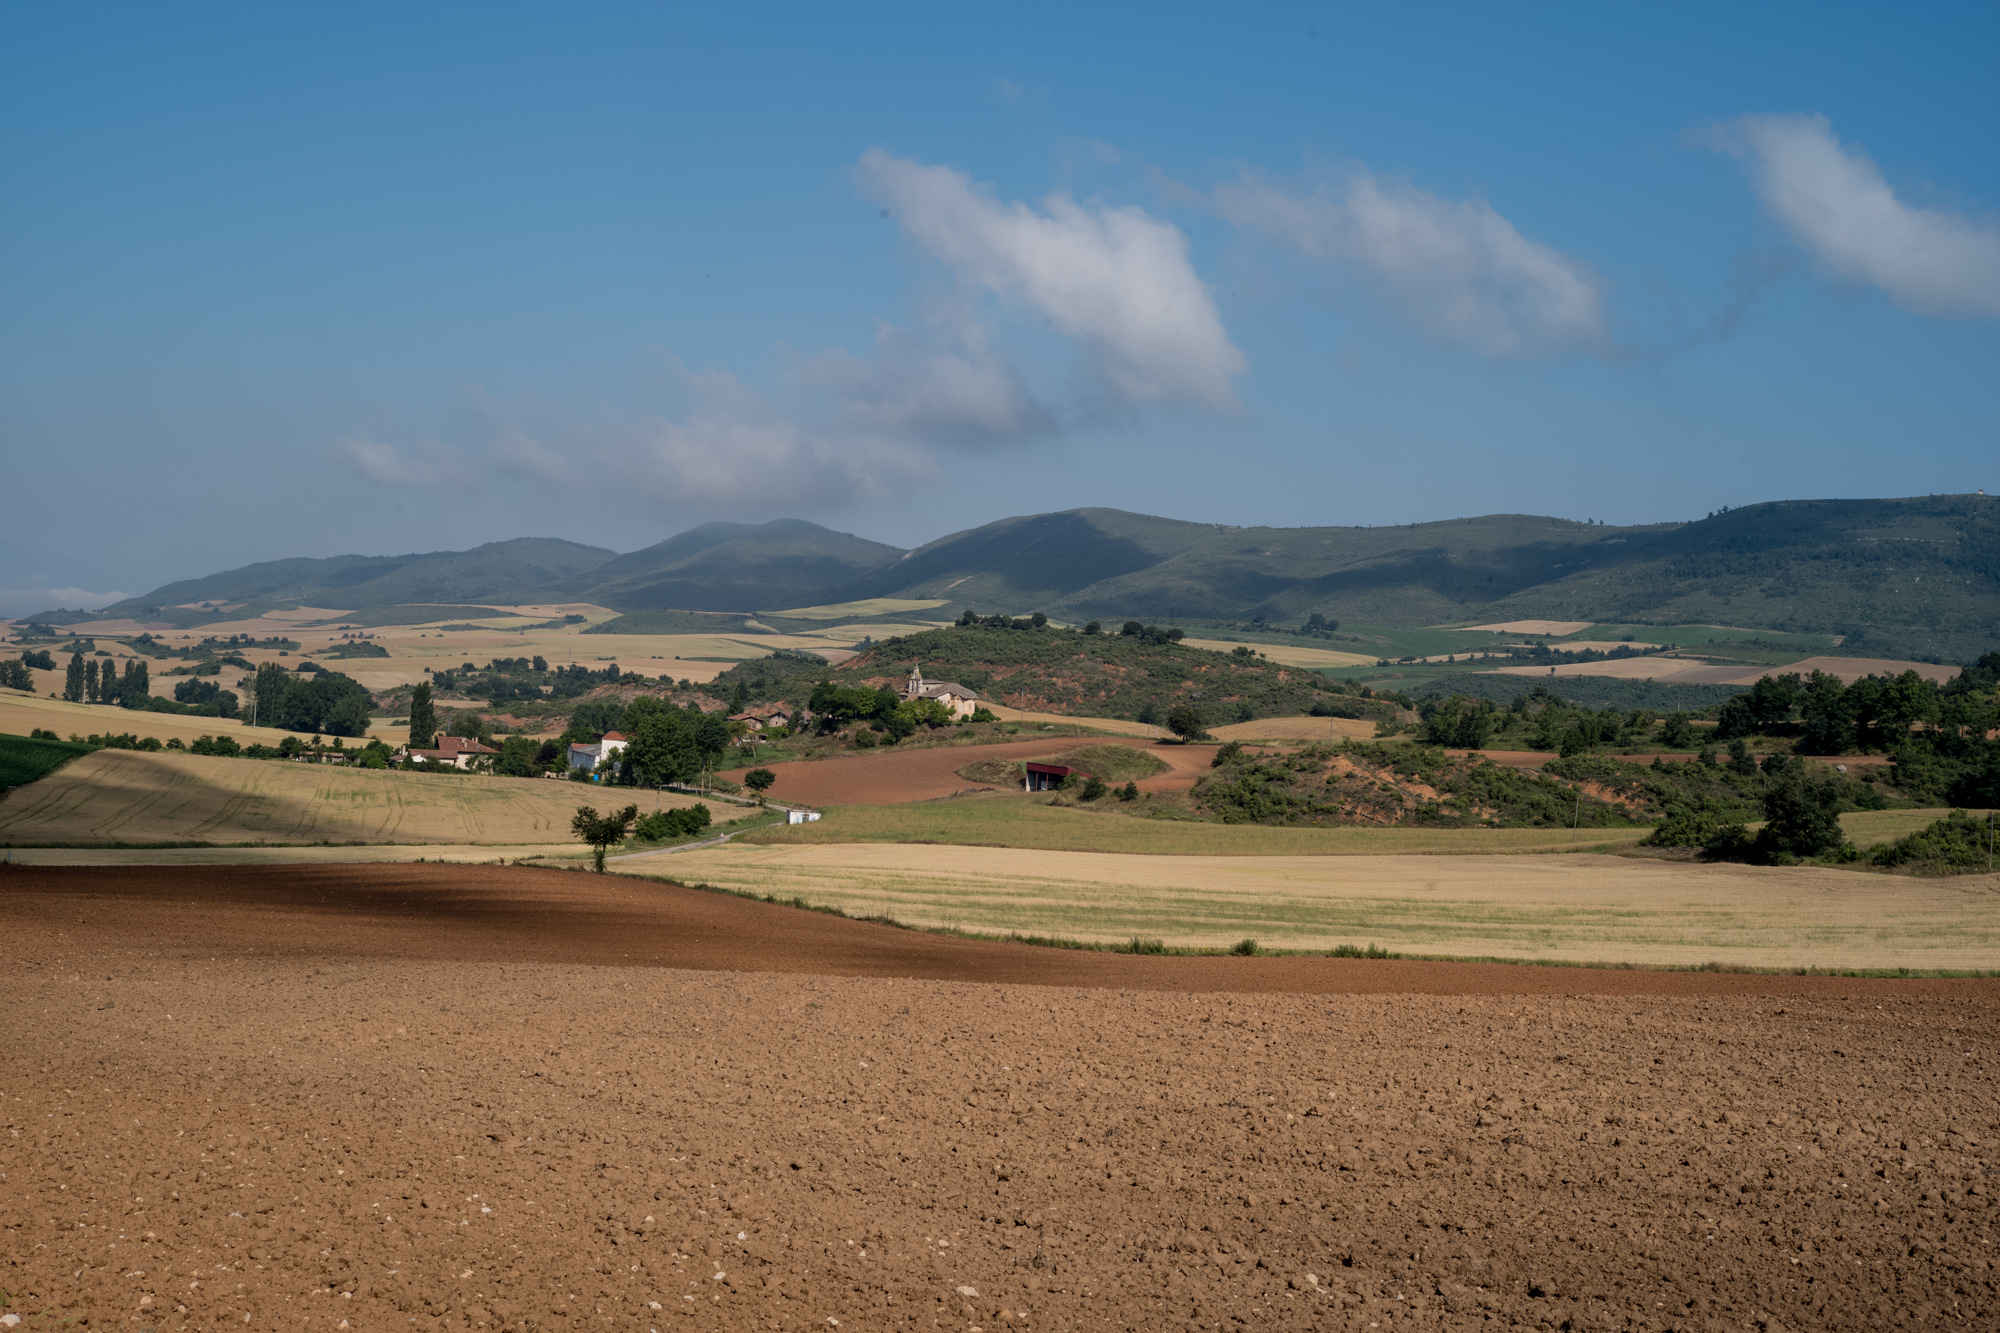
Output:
0 731 97 789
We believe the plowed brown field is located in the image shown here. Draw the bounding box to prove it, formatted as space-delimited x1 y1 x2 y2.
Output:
4 864 1995 1333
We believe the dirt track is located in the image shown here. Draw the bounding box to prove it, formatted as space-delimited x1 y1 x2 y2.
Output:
4 863 1996 1332
748 737 1211 807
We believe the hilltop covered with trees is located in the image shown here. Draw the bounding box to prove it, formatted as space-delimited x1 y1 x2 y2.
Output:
806 616 1402 725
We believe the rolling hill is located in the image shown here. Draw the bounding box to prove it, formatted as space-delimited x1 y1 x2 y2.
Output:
66 538 618 627
533 518 903 612
25 496 2000 660
821 497 2000 661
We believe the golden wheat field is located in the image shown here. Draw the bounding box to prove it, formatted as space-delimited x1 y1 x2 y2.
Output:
617 838 2000 970
0 748 724 846
1175 636 1379 668
0 689 402 748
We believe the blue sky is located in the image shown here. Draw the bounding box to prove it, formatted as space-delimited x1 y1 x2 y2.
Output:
3 1 1997 614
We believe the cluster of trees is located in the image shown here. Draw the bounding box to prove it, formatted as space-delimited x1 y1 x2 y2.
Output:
1299 613 1341 637
246 661 374 736
1120 621 1187 645
1704 657 2000 807
171 677 239 716
428 657 623 704
1645 762 1855 865
806 680 963 744
61 653 153 706
1714 663 1997 754
956 609 1050 630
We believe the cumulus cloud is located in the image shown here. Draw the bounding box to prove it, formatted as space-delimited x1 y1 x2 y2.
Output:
336 435 480 489
338 361 940 513
1710 113 2000 318
858 149 1245 411
607 363 940 509
1215 168 1606 359
793 318 1057 447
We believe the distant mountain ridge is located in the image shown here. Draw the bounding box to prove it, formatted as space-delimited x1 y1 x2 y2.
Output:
30 496 2000 659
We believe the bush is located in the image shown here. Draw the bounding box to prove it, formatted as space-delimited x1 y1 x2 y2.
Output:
1079 775 1108 801
1869 809 1996 873
1642 797 1741 848
1229 938 1261 956
634 804 713 842
1118 780 1139 802
189 734 243 758
1211 741 1243 768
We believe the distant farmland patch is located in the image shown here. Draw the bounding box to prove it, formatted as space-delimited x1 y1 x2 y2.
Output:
0 749 724 847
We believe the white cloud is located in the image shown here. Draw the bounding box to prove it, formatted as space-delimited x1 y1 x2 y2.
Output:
858 149 1245 411
1711 113 2000 318
1215 168 1606 359
336 436 479 489
794 318 1057 447
0 587 129 620
609 364 939 510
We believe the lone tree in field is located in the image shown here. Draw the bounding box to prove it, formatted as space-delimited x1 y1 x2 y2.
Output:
571 803 639 873
743 767 776 801
1165 704 1208 743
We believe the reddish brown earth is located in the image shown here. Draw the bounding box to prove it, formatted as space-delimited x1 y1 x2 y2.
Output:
750 737 1209 807
4 863 1997 1333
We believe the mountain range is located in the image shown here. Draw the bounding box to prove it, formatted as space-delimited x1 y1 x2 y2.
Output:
26 495 2000 660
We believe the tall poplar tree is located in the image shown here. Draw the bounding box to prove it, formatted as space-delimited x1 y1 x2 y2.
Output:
407 682 438 749
85 658 100 704
64 651 85 702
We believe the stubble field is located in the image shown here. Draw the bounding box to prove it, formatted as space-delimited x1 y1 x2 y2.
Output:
618 840 2000 971
1 861 1995 1333
0 748 724 847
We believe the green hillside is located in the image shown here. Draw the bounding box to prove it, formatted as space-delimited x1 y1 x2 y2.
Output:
46 538 616 627
824 623 1387 722
540 518 904 612
35 495 1999 662
823 497 2000 661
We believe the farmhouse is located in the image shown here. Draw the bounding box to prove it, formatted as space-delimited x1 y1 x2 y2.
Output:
903 665 980 721
568 730 629 773
400 735 499 771
727 704 795 731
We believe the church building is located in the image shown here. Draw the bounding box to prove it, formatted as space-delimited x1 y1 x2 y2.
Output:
903 665 982 721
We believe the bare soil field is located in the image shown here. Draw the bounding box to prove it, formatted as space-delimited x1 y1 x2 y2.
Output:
1208 715 1379 743
633 842 2000 970
2 862 1995 1333
737 737 1208 807
0 748 722 846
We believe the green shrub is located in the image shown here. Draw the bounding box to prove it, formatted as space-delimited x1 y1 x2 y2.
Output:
1869 809 1997 873
634 804 714 842
1229 938 1260 956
